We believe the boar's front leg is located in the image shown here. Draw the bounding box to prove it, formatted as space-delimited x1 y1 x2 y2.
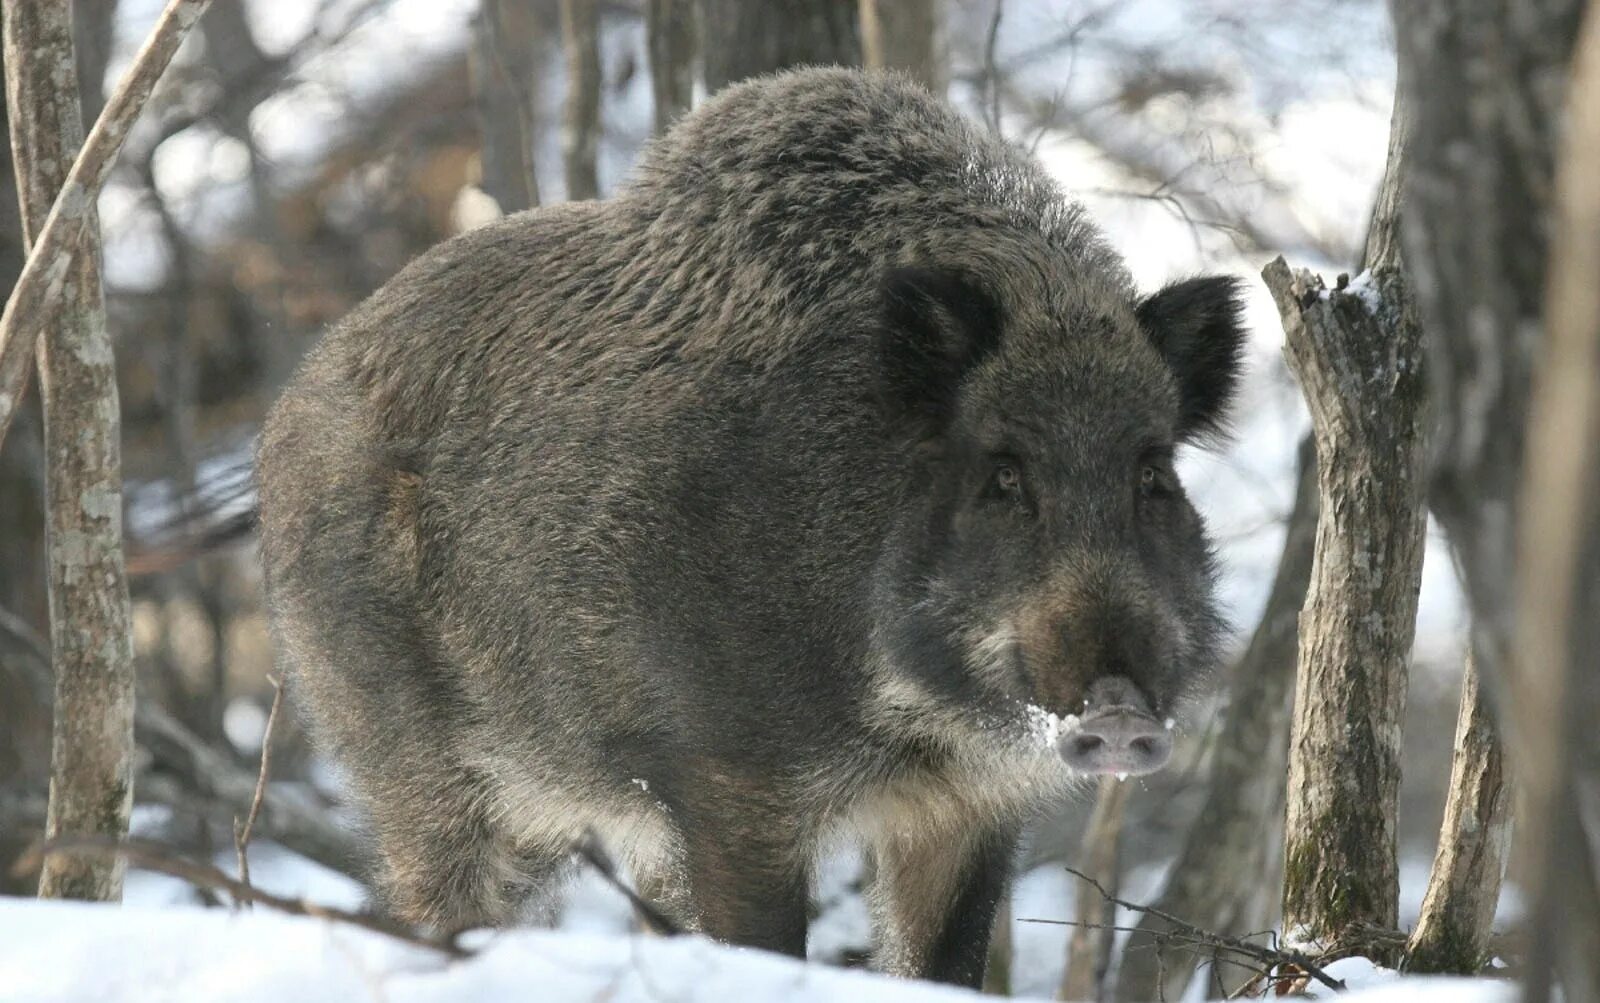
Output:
871 822 1017 987
677 788 810 957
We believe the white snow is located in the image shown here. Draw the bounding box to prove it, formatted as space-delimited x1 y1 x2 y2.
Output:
0 899 1517 1003
1025 704 1081 746
1300 957 1515 1001
1342 270 1385 314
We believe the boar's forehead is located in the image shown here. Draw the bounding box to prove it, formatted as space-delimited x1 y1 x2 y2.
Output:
961 328 1183 460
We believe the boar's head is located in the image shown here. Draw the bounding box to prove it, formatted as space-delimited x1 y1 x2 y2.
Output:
874 261 1248 777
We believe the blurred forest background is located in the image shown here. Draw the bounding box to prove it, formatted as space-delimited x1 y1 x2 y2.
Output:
0 0 1493 998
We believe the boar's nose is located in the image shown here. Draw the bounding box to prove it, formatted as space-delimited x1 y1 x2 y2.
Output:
1057 676 1173 776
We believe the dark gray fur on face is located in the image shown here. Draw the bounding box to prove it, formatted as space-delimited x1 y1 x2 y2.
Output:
255 67 1247 987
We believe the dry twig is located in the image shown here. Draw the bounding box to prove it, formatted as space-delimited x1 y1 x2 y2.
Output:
13 835 470 958
571 831 681 936
1024 864 1347 995
232 677 285 900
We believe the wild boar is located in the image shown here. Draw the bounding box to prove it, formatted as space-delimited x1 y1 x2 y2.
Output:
255 67 1246 987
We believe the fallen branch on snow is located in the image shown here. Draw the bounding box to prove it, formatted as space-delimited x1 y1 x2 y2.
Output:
572 830 682 936
11 834 472 959
1021 864 1348 995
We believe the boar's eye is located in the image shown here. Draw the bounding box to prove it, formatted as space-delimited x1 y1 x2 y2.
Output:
985 459 1026 503
1139 452 1179 499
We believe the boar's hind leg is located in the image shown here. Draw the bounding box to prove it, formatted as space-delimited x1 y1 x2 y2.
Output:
367 763 562 933
260 390 552 931
870 823 1017 987
678 796 809 957
284 606 551 932
269 560 547 931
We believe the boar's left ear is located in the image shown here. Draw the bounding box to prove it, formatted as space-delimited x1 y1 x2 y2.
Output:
1135 275 1249 441
878 266 1004 438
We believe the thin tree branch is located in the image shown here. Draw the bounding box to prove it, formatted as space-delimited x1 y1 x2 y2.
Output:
981 0 1004 135
12 835 470 958
232 676 285 901
1052 864 1347 995
0 0 215 451
571 830 681 936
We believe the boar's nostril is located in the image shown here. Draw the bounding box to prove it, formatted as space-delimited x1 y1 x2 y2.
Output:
1068 734 1105 757
1057 711 1173 776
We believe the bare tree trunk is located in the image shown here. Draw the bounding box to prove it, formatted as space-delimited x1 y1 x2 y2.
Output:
701 0 860 93
71 0 118 124
860 0 940 88
859 0 943 94
647 0 696 134
1059 777 1127 1002
3 0 135 902
473 0 541 213
1114 436 1317 1002
1510 6 1600 1000
1265 85 1429 963
1405 649 1511 974
1393 1 1598 998
559 0 600 201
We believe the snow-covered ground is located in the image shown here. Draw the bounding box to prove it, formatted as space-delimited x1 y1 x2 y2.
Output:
0 898 1515 1003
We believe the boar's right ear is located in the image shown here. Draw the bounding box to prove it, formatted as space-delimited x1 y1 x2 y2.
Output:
877 266 1003 438
1135 275 1249 442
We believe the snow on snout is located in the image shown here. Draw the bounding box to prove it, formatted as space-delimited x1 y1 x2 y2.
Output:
1024 704 1081 747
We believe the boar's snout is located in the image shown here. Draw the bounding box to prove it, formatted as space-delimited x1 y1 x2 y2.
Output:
1057 675 1173 776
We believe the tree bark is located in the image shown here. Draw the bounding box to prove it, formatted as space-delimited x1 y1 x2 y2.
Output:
3 0 135 901
1510 5 1600 1000
473 0 541 213
983 891 1012 995
1405 649 1511 974
1114 436 1317 1002
859 0 943 93
1393 1 1598 997
700 0 860 93
647 0 696 134
559 0 600 201
1267 86 1430 962
1059 777 1127 1002
71 0 118 124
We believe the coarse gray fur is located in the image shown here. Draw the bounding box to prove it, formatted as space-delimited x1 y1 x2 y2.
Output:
256 67 1247 987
